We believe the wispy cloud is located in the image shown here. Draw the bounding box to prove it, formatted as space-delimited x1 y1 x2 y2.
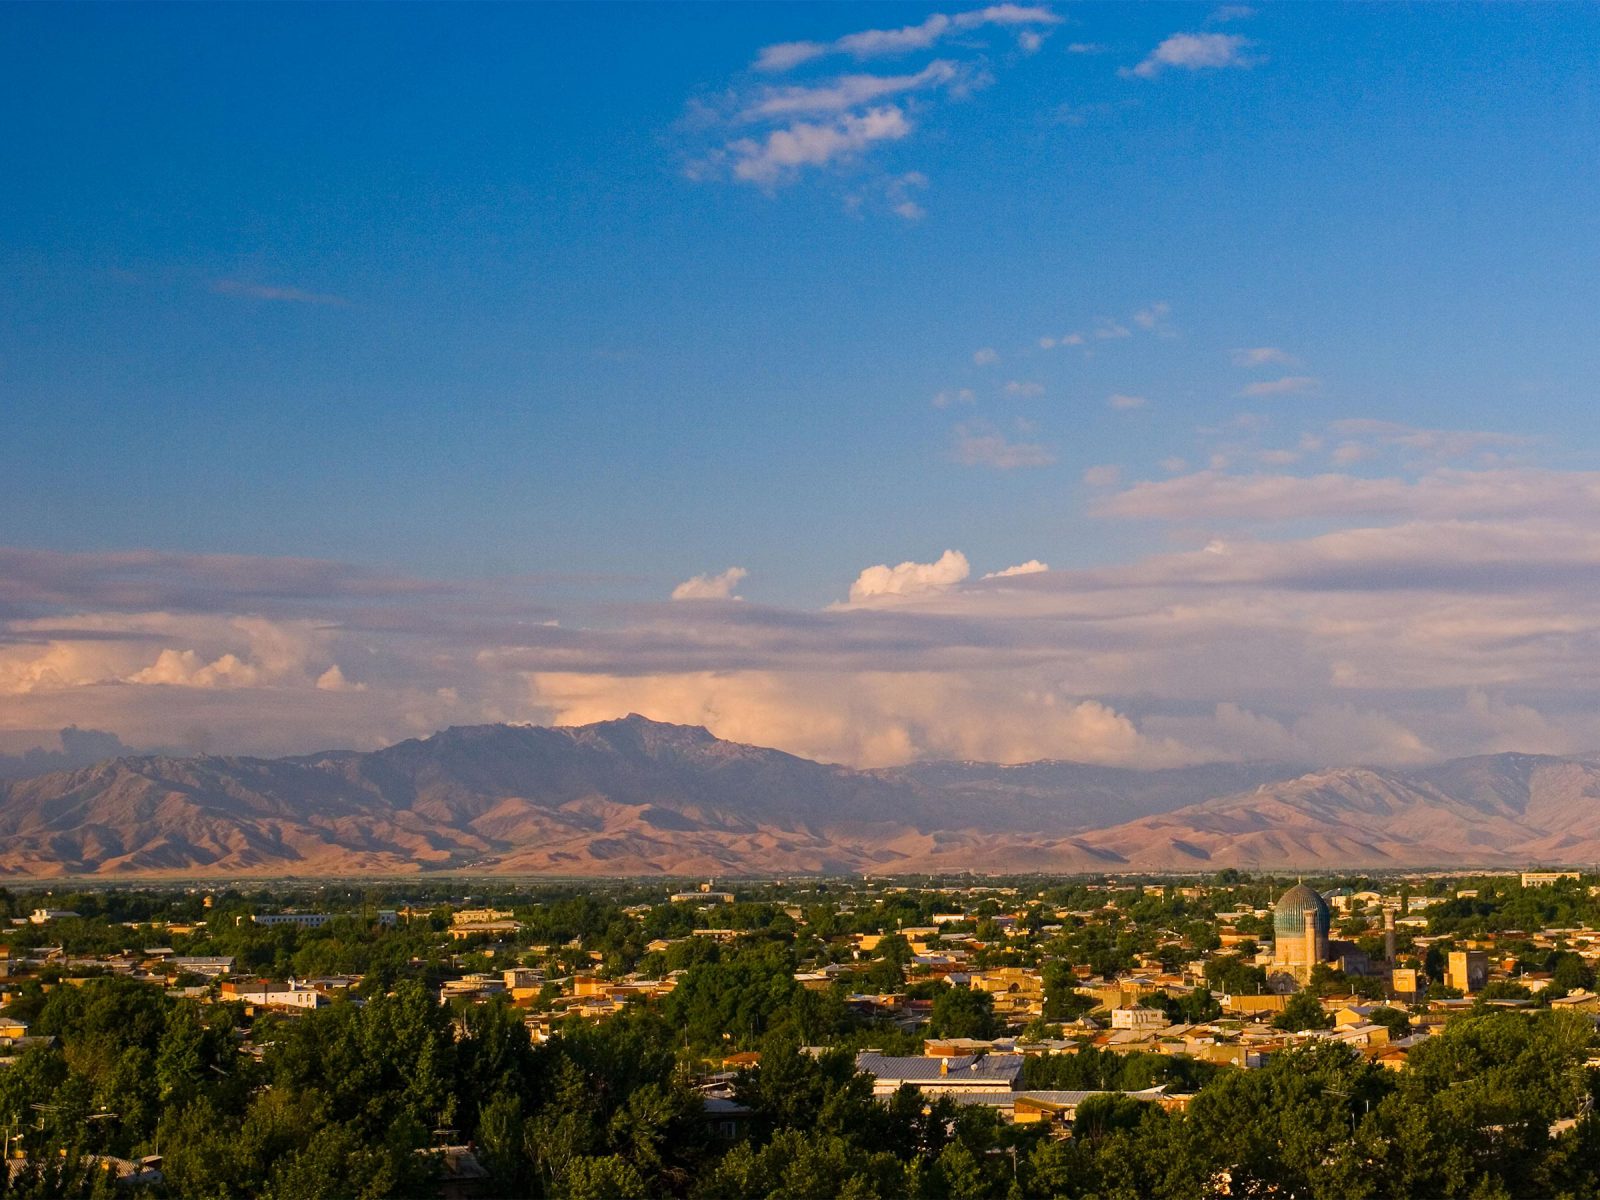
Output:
1232 346 1297 366
1095 464 1600 524
1328 419 1533 463
1132 301 1173 333
1108 393 1147 410
741 60 965 120
1124 32 1258 79
982 559 1049 579
693 7 1060 210
754 6 1063 72
725 106 913 188
212 280 347 306
973 347 1000 366
951 422 1055 469
1238 375 1318 398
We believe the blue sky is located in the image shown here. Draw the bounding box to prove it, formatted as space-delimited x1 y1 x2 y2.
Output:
3 4 1600 767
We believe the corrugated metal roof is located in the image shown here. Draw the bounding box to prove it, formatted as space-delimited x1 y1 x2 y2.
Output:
854 1052 1023 1083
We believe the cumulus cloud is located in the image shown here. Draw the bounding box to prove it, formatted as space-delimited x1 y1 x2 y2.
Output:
1125 32 1257 79
951 423 1055 469
129 648 262 688
848 549 971 603
529 669 1142 768
933 387 975 408
1005 380 1044 397
315 664 366 692
671 567 750 601
1108 393 1147 410
972 347 999 366
0 726 135 779
24 459 1600 774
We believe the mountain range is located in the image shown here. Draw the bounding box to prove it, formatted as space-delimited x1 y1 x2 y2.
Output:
2 716 1599 877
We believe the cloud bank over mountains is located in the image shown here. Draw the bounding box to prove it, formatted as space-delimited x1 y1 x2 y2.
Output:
9 429 1600 770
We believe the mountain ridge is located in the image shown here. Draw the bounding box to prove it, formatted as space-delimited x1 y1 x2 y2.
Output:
2 717 1597 877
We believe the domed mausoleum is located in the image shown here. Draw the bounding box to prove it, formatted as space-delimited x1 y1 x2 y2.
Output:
1270 883 1332 986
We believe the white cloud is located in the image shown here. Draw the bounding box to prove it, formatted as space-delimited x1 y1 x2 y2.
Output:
1327 419 1532 463
1108 393 1147 410
1039 331 1087 350
1331 441 1373 466
530 669 1142 768
883 171 929 220
315 664 366 692
1133 300 1172 331
129 649 261 689
741 61 962 120
672 566 750 601
983 559 1050 579
848 549 971 603
1125 32 1257 79
1083 464 1123 487
26 483 1600 771
1238 375 1318 398
1095 464 1600 524
1005 380 1044 397
1231 346 1296 366
933 387 976 408
1093 318 1131 340
1208 6 1255 22
728 106 913 187
755 5 1063 71
754 41 830 72
972 347 999 366
951 423 1055 469
699 8 1061 215
1067 42 1107 54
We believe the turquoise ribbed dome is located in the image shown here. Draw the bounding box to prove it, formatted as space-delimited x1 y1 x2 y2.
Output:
1273 884 1331 941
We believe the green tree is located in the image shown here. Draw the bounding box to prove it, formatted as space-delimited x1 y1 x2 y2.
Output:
1273 989 1332 1032
927 986 999 1040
